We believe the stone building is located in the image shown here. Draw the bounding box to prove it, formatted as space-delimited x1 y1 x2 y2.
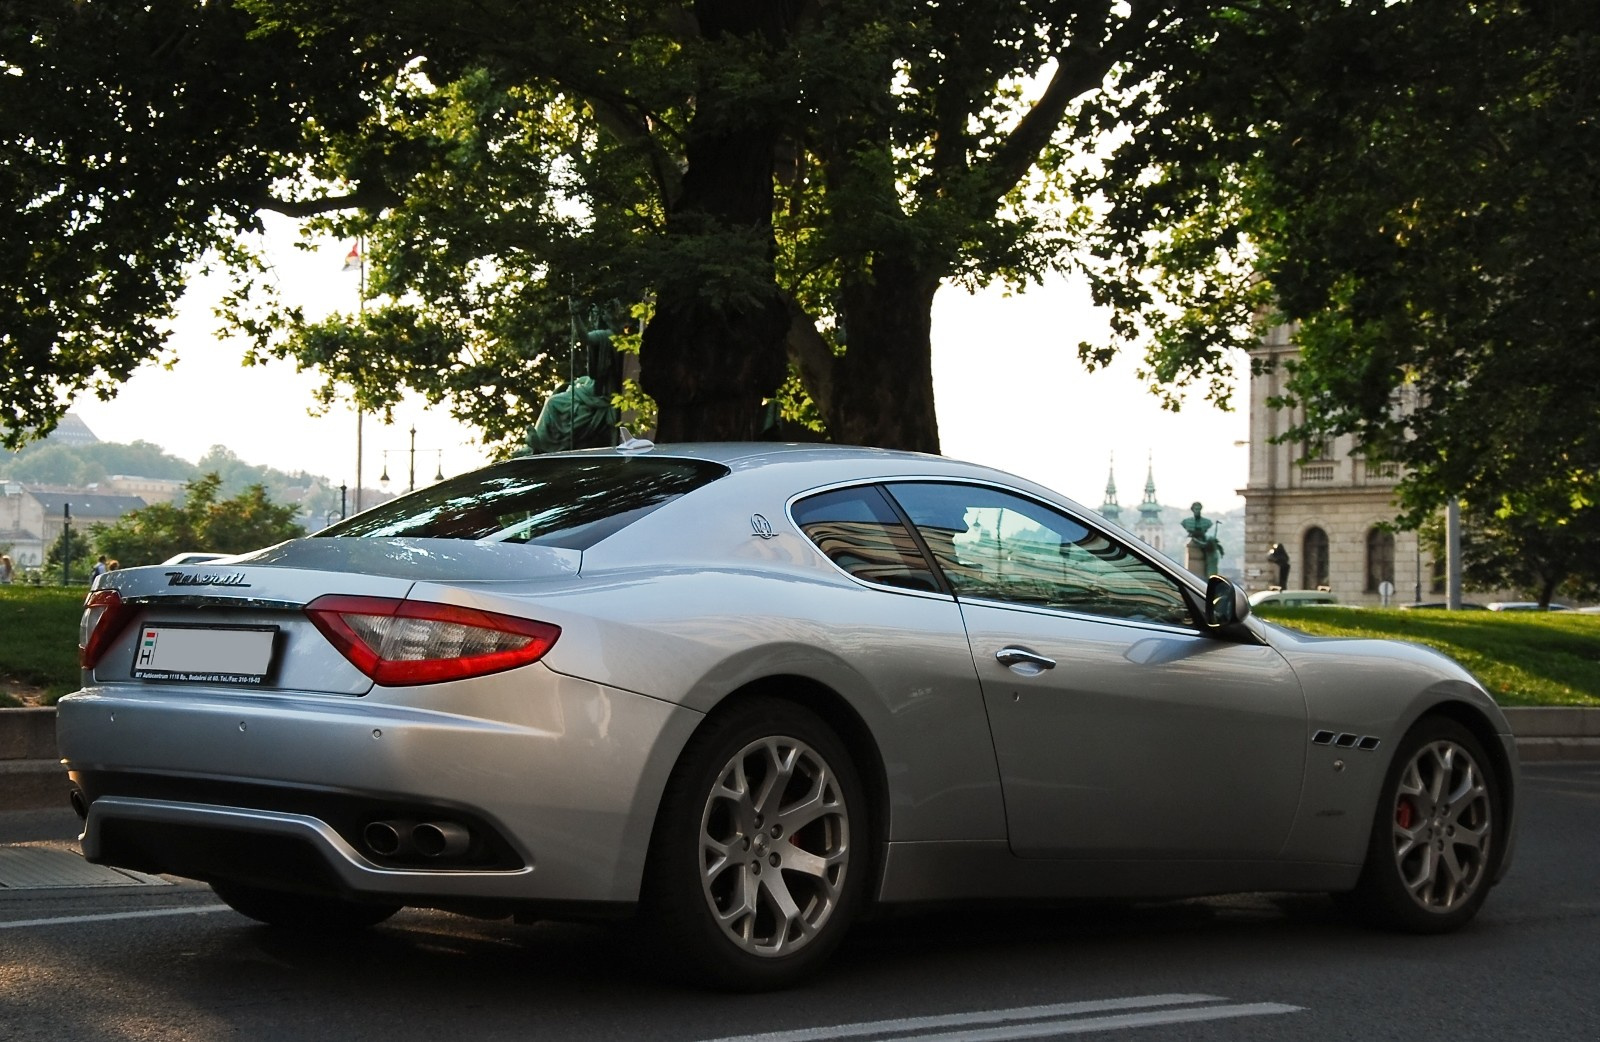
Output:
1239 325 1436 605
99 475 185 504
0 485 147 568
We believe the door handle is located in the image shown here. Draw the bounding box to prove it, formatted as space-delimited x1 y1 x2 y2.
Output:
995 646 1056 674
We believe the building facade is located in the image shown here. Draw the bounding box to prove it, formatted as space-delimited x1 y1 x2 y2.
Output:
1240 325 1435 605
0 486 147 568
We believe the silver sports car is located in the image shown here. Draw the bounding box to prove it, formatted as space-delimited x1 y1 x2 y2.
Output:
57 443 1518 989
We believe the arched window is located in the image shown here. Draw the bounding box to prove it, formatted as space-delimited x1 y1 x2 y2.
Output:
1302 527 1330 590
1366 528 1396 593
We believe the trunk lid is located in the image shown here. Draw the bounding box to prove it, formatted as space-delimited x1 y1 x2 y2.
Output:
88 538 582 695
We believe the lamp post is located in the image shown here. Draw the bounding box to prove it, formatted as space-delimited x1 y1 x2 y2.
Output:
379 426 446 494
61 502 72 586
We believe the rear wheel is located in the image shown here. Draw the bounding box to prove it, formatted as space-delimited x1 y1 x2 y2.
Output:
644 697 869 990
211 880 401 930
1347 717 1503 932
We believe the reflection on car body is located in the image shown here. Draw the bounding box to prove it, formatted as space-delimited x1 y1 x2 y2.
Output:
58 443 1519 989
1248 589 1340 608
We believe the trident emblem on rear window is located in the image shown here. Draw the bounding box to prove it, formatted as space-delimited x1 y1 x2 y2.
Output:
751 514 778 539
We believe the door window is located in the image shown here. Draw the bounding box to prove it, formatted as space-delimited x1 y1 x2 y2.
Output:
886 483 1193 626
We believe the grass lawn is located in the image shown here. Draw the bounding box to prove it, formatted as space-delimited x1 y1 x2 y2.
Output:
1255 606 1600 707
0 585 86 707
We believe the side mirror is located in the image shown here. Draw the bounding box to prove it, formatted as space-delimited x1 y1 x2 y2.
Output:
1205 575 1252 629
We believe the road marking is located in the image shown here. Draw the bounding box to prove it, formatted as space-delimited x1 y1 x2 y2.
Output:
696 994 1303 1042
0 904 231 930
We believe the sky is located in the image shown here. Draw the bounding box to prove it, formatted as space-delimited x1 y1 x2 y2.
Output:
70 215 1250 513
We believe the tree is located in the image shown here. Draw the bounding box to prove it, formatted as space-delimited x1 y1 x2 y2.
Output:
0 0 398 450
5 0 1197 456
250 0 1184 452
43 525 83 577
1426 480 1600 609
1083 0 1600 527
90 473 304 566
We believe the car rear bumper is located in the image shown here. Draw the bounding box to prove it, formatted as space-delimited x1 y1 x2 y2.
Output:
57 669 703 905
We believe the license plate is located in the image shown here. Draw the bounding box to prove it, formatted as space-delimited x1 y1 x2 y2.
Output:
132 625 278 685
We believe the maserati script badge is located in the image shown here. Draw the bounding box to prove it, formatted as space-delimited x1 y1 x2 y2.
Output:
164 571 252 588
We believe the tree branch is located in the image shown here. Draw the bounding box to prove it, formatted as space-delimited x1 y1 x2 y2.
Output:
253 185 402 218
782 290 833 422
978 0 1163 204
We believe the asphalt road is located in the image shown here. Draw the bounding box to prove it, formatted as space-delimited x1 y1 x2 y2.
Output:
3 764 1598 1042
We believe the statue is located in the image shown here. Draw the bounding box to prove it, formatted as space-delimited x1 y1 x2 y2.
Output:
525 305 627 454
1267 543 1291 588
1182 501 1225 577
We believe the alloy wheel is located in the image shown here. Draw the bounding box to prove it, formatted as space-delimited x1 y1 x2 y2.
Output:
1390 737 1493 913
697 734 851 958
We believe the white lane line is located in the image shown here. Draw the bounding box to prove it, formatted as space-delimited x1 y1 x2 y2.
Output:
893 1002 1303 1041
697 994 1231 1042
0 904 232 930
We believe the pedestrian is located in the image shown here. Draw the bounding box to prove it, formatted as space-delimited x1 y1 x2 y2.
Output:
1267 543 1291 589
91 554 108 579
107 560 119 571
0 554 12 584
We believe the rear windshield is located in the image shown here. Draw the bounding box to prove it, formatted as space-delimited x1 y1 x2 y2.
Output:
319 455 729 550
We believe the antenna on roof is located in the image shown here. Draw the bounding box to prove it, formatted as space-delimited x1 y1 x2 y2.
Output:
616 428 655 454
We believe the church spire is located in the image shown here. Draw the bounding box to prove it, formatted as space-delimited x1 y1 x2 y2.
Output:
1099 453 1121 522
1139 452 1162 521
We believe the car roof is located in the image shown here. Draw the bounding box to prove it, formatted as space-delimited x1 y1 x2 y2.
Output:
555 441 948 469
541 442 1093 511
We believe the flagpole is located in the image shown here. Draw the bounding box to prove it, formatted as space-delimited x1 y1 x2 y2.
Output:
354 235 365 513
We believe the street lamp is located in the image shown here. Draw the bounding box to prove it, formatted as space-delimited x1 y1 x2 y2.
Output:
378 426 446 493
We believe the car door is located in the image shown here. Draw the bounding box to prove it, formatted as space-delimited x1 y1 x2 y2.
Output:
885 482 1308 861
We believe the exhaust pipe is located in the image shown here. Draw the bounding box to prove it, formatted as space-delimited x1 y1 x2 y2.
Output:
69 788 89 820
413 821 471 859
363 819 417 858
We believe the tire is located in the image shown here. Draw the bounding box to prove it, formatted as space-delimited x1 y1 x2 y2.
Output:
1346 716 1504 933
211 880 401 930
643 697 870 990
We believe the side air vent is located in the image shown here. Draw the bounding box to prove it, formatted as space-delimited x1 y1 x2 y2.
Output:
1311 730 1381 751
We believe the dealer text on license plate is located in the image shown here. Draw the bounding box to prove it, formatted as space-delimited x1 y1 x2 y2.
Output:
133 625 278 685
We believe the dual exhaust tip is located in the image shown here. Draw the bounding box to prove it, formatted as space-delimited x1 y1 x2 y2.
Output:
363 819 471 861
70 791 472 864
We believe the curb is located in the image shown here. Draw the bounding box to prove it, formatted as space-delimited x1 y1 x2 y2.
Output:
4 704 1599 814
0 708 68 813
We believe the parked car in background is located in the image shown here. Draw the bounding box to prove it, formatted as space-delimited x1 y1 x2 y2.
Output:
1487 601 1570 612
59 443 1519 989
1248 588 1340 608
159 552 232 566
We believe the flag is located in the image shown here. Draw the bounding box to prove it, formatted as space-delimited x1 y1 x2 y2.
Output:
342 241 361 271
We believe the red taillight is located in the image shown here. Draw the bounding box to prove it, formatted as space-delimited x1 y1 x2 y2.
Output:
303 595 561 686
80 589 138 669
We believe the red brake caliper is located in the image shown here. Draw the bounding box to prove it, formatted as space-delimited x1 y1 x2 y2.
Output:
1396 799 1415 830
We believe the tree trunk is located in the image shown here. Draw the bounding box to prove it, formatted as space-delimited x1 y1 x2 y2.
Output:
828 256 943 452
639 0 796 442
639 133 790 441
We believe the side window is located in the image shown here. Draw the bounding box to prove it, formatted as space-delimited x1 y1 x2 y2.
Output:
885 482 1193 626
791 486 941 593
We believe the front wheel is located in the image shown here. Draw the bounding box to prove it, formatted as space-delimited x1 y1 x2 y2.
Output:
211 880 401 930
643 697 870 990
1346 717 1504 933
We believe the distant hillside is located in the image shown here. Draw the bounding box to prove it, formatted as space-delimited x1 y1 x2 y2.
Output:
2 436 340 516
